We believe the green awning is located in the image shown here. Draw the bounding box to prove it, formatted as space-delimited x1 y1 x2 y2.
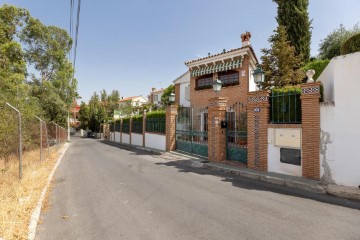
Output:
191 59 243 77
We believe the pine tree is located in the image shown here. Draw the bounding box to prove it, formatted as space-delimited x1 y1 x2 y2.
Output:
261 26 305 89
274 0 312 62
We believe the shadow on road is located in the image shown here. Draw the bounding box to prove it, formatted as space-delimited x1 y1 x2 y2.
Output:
100 140 360 210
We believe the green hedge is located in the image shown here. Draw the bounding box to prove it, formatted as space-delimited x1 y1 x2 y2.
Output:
121 118 130 133
302 59 330 81
145 111 166 134
146 111 166 119
341 33 360 55
114 119 121 131
131 115 143 133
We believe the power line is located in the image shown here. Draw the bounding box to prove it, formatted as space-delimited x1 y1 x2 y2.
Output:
73 0 81 73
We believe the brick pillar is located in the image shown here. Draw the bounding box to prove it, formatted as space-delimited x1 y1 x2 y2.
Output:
129 117 132 145
208 96 227 162
143 110 146 147
247 91 270 171
120 119 123 143
301 83 321 180
166 104 178 151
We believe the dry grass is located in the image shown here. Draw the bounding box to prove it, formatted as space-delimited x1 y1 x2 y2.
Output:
0 146 61 240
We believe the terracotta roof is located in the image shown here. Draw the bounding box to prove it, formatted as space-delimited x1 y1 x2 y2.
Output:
185 45 258 65
118 96 141 102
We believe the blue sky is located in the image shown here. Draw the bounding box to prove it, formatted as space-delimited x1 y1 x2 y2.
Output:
1 0 360 102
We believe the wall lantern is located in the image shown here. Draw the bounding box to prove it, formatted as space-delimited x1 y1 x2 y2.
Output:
252 65 265 89
169 92 175 104
212 79 222 93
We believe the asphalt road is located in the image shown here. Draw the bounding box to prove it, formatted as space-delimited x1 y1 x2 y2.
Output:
37 137 360 240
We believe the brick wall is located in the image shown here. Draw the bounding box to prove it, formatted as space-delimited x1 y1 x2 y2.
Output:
208 97 227 162
190 55 250 107
301 83 321 180
247 91 270 171
166 104 178 151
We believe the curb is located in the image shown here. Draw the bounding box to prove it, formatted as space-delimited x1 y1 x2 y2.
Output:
201 163 326 194
28 143 70 240
325 184 360 201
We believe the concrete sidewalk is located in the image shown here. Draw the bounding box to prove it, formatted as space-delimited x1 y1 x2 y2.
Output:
101 140 360 201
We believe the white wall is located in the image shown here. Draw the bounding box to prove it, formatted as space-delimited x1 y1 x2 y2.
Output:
248 66 257 92
131 133 143 146
122 133 130 144
319 52 360 188
115 132 120 142
267 128 302 176
180 82 190 107
145 133 166 151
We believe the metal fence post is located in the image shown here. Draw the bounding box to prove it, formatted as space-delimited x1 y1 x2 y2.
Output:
6 102 22 179
35 116 44 161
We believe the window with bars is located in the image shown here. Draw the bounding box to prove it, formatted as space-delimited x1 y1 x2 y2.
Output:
218 70 239 87
195 74 213 90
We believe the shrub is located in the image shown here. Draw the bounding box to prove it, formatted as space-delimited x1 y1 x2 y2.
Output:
146 110 166 119
302 59 330 80
340 33 360 55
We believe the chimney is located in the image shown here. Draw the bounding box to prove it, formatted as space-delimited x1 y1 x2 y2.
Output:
241 32 251 47
151 87 156 92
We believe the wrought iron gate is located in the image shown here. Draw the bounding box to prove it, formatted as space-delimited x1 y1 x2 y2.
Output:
226 102 247 163
176 106 208 157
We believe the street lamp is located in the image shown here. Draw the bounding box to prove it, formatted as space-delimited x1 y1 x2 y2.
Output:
212 79 222 93
168 92 175 104
252 65 265 90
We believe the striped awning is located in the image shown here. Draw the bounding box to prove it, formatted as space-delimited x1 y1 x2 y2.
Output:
191 59 242 77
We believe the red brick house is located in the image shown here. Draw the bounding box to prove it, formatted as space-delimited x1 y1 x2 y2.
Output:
185 32 259 107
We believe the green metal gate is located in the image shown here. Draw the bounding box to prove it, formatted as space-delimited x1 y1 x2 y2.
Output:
226 102 247 163
176 106 208 158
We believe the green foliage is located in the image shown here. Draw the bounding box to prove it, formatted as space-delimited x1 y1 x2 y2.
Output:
146 110 166 119
132 115 143 122
161 84 175 106
261 26 305 89
340 33 360 55
318 23 360 59
302 59 330 80
274 0 312 62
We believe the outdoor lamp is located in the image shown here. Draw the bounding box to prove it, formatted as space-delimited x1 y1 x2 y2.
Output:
169 92 175 103
212 79 222 92
252 65 265 89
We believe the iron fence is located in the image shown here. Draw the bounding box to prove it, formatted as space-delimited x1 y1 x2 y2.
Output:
269 89 301 124
146 117 166 134
131 118 143 133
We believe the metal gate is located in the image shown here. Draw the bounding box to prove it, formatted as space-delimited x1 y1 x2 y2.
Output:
226 102 247 163
176 106 208 157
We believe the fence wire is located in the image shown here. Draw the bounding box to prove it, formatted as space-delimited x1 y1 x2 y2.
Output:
0 102 67 179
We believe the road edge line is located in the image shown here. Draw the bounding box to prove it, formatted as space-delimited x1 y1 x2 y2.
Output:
28 143 70 240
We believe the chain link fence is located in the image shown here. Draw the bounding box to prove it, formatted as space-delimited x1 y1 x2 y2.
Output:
0 102 68 179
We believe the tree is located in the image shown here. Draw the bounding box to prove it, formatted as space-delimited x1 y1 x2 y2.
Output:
161 84 175 106
274 0 312 62
261 26 305 89
78 102 90 129
318 23 360 59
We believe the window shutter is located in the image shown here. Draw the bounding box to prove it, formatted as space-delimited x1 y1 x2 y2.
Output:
185 85 190 101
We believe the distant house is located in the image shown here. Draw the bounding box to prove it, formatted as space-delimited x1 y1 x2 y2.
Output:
173 71 190 107
148 88 164 106
70 101 80 127
185 32 259 107
118 96 148 108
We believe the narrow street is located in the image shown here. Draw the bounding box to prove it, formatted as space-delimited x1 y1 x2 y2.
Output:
37 137 360 240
